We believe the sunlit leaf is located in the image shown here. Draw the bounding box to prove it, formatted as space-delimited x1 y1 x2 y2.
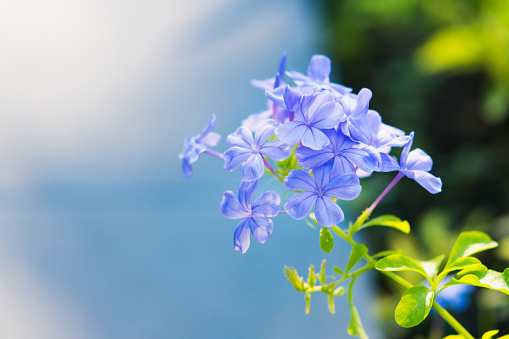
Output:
445 231 498 269
376 254 431 281
395 285 434 328
346 244 368 274
357 215 410 233
447 266 509 296
419 254 445 279
481 329 499 339
320 227 334 253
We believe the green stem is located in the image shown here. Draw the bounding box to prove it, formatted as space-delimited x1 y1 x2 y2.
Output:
331 225 475 338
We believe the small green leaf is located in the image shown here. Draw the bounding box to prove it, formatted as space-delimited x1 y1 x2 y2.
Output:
448 267 509 295
346 244 368 274
348 304 368 339
320 227 334 253
372 249 404 259
395 285 434 328
333 266 345 276
376 254 431 282
305 292 311 314
328 294 335 314
321 282 336 296
358 214 410 234
445 231 498 269
419 255 445 280
319 259 326 284
482 329 499 339
334 286 345 296
283 266 306 292
439 257 482 279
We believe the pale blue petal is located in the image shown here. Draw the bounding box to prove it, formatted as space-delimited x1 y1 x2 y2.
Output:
404 148 433 172
255 119 279 145
330 156 356 177
221 191 250 219
323 172 361 200
224 147 252 171
238 180 259 211
302 91 334 119
275 121 307 145
265 86 286 108
307 55 331 83
233 218 251 254
260 140 291 161
329 83 352 95
242 109 272 132
277 52 287 83
200 131 221 147
284 192 317 220
314 196 344 227
283 85 303 112
327 128 356 151
242 154 265 182
284 169 317 192
400 131 414 165
341 148 378 173
182 160 193 178
379 153 400 172
196 114 216 141
295 145 333 170
403 170 442 194
311 101 343 129
301 127 330 150
249 217 274 244
227 126 255 148
252 191 281 218
285 70 309 83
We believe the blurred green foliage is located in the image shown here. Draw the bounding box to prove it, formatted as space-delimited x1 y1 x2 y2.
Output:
318 0 509 337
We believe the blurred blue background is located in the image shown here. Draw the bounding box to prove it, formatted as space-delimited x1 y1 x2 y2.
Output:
0 1 379 338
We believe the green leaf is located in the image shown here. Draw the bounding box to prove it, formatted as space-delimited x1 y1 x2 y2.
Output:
395 285 434 328
439 257 482 279
357 215 410 234
448 266 509 295
333 266 345 276
346 244 368 274
283 266 306 292
348 304 368 339
419 255 445 279
482 330 499 339
320 227 334 253
372 249 404 259
445 231 498 269
376 254 431 282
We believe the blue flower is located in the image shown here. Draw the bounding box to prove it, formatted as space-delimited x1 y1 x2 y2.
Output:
285 55 352 97
399 132 442 194
251 52 287 90
339 88 372 137
295 128 377 177
275 91 345 150
283 164 362 227
220 180 281 253
242 100 290 131
179 115 221 178
224 120 291 182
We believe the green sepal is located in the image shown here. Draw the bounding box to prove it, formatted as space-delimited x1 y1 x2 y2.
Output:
320 227 334 253
357 214 410 234
328 294 335 314
419 254 445 280
305 292 311 314
333 266 345 276
319 259 327 284
444 265 509 295
321 282 336 296
283 266 307 292
346 243 368 274
376 254 431 282
307 264 317 288
445 231 498 269
334 286 345 296
394 285 434 328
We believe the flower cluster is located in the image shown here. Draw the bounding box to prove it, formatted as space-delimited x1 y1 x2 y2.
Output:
180 53 442 253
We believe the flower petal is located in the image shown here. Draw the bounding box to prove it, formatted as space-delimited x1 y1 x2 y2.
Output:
182 160 193 178
284 169 317 192
265 86 286 108
221 191 250 219
238 180 259 211
341 148 378 173
233 218 251 254
314 196 344 227
330 156 356 177
224 147 253 171
242 154 265 182
275 121 307 145
283 85 303 112
311 101 343 129
252 191 281 218
227 126 255 148
284 192 317 220
312 163 333 191
379 153 400 172
200 131 221 147
403 170 442 194
260 140 291 161
255 119 279 145
403 148 433 172
248 217 274 244
196 115 216 141
307 55 331 83
301 127 330 150
400 131 414 165
295 145 333 170
323 172 361 200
